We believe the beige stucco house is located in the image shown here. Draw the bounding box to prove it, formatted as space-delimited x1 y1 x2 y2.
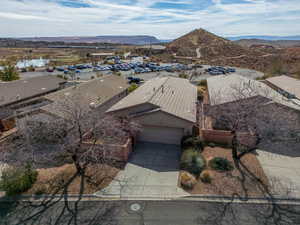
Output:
40 75 129 120
107 77 197 145
265 75 300 100
205 74 300 138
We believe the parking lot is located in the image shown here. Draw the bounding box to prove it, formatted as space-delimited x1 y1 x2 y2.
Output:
19 58 265 83
190 65 264 83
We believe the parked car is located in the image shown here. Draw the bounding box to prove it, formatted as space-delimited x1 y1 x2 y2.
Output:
129 77 144 84
46 68 54 72
226 68 236 73
68 66 76 71
56 67 65 71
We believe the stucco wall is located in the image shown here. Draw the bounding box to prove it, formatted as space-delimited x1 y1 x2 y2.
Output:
83 137 133 162
201 129 257 147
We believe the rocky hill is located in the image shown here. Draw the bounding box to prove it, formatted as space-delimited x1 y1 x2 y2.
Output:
166 28 272 70
234 39 300 48
167 29 258 59
164 29 300 76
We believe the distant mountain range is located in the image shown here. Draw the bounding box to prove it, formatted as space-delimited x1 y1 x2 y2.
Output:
13 34 300 45
227 35 300 41
17 35 162 45
234 39 300 48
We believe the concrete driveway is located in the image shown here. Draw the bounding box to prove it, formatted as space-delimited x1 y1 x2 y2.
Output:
256 143 300 198
96 142 188 198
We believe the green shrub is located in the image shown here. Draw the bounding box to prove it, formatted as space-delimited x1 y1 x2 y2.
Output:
0 63 20 81
197 89 204 101
0 164 38 196
182 137 195 148
182 137 203 151
180 171 197 189
34 186 47 196
200 170 212 183
207 142 216 148
179 73 188 79
181 135 193 146
180 149 206 175
209 157 233 172
128 83 138 93
198 79 207 87
193 137 203 150
28 65 35 72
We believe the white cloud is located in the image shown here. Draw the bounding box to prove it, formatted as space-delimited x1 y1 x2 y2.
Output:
0 0 299 39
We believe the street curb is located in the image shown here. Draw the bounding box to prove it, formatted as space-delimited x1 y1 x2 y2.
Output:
1 193 300 204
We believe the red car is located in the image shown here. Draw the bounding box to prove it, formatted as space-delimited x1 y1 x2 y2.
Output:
46 68 54 72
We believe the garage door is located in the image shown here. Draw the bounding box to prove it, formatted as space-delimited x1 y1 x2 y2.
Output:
138 126 183 145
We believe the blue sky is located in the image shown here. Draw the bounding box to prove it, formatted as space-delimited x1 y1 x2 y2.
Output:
0 0 300 39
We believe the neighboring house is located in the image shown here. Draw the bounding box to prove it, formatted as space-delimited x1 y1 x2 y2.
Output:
0 76 66 116
265 75 300 100
90 52 115 60
0 76 66 132
0 76 66 108
41 75 129 120
107 77 197 145
206 74 300 137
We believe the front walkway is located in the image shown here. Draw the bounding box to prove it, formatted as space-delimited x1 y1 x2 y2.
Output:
95 142 189 198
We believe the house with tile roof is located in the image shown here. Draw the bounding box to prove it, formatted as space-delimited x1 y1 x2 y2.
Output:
205 74 300 137
265 75 300 100
41 75 129 120
107 77 197 145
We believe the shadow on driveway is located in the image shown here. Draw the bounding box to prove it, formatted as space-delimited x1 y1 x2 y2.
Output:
128 142 181 172
95 142 189 198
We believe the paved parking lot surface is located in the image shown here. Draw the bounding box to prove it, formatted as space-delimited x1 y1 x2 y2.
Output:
96 142 188 198
190 65 264 82
256 147 300 198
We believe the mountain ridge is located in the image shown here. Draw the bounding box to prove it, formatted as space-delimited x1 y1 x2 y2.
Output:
227 35 300 41
17 35 161 45
166 28 253 59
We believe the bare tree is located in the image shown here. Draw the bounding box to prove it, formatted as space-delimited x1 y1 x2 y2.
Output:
199 77 300 224
207 77 300 161
0 95 140 225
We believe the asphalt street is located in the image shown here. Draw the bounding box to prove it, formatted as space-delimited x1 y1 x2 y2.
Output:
1 199 300 225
